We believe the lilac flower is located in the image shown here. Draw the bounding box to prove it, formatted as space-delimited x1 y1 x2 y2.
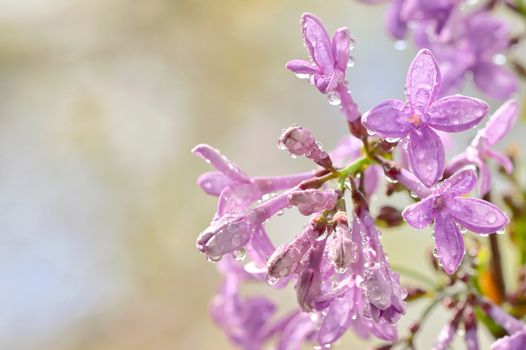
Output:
327 213 357 271
385 0 460 40
210 273 277 349
363 49 489 186
278 125 333 170
432 308 462 350
491 331 526 350
288 188 339 216
446 99 518 195
287 13 360 122
403 168 509 273
296 238 326 312
417 11 517 100
266 217 325 281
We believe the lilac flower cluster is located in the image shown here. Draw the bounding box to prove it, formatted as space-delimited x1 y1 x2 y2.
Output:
361 0 519 101
193 11 522 350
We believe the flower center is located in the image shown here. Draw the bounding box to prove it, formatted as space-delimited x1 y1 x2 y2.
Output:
408 113 421 127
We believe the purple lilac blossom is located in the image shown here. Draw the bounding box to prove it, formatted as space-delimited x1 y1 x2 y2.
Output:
288 188 339 216
446 99 518 195
363 48 489 187
286 13 360 122
415 11 517 100
385 0 461 40
403 168 509 274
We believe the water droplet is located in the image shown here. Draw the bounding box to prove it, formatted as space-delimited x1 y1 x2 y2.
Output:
347 56 355 68
232 248 246 262
327 92 341 106
335 267 348 274
394 40 407 51
207 254 223 263
295 72 311 80
310 313 320 322
348 38 356 50
432 247 439 257
385 137 400 143
266 274 280 286
496 228 506 235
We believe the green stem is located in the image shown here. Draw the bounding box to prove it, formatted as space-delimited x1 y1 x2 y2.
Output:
390 263 440 289
338 157 372 178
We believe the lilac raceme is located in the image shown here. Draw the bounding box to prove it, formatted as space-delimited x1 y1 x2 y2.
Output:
192 7 526 350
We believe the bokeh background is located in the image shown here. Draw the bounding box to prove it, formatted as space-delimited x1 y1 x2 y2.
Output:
1 1 524 349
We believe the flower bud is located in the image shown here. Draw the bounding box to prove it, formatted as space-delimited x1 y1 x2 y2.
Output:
328 222 357 271
288 188 338 216
278 126 333 169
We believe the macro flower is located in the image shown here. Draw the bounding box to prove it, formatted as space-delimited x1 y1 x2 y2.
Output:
403 168 509 274
446 99 518 195
288 188 339 216
416 11 517 100
385 0 460 40
278 125 333 170
287 13 360 121
363 48 489 186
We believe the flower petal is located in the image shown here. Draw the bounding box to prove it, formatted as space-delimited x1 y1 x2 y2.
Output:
406 49 441 113
197 171 236 196
362 99 411 138
385 0 407 40
434 211 465 274
426 95 489 132
473 62 517 101
486 149 513 174
332 28 351 72
402 196 435 229
278 314 315 350
446 197 509 234
437 168 477 197
318 292 353 345
286 59 321 75
481 99 518 146
477 160 491 197
301 13 334 69
408 126 445 187
192 144 251 183
491 331 526 350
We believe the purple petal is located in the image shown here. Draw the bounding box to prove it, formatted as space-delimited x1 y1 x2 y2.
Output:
301 13 334 69
406 49 441 114
426 95 489 132
318 293 353 345
408 126 445 187
466 12 510 55
437 168 477 197
481 99 519 146
197 171 236 196
478 160 491 197
332 28 351 72
192 144 251 183
486 149 513 174
491 331 526 350
432 319 458 350
473 63 517 101
402 196 435 229
465 326 479 350
362 99 411 138
217 183 261 216
278 313 315 350
446 197 509 234
434 211 465 274
385 0 407 39
286 59 321 75
329 135 362 168
485 302 526 335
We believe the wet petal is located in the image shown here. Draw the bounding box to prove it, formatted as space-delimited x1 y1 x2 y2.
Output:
446 197 509 234
408 126 445 187
480 99 518 145
491 331 526 350
473 63 517 101
385 0 407 39
286 59 321 75
434 211 465 274
318 292 353 345
427 95 489 132
332 28 351 71
437 168 477 197
478 160 491 197
278 314 315 350
402 196 436 229
301 13 334 69
197 171 236 196
362 99 412 138
486 149 513 174
192 144 251 183
406 49 441 113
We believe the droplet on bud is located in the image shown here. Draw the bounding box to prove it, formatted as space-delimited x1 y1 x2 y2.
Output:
206 254 223 263
295 72 311 79
327 92 341 106
266 274 280 286
347 55 355 68
232 248 247 262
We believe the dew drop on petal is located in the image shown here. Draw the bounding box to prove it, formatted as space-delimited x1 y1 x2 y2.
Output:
347 55 355 68
232 248 247 262
266 274 280 286
496 228 506 235
394 40 407 51
207 254 223 263
295 72 311 80
348 38 356 50
327 92 341 106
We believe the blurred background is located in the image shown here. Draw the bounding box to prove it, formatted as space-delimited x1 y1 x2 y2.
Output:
0 0 524 349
